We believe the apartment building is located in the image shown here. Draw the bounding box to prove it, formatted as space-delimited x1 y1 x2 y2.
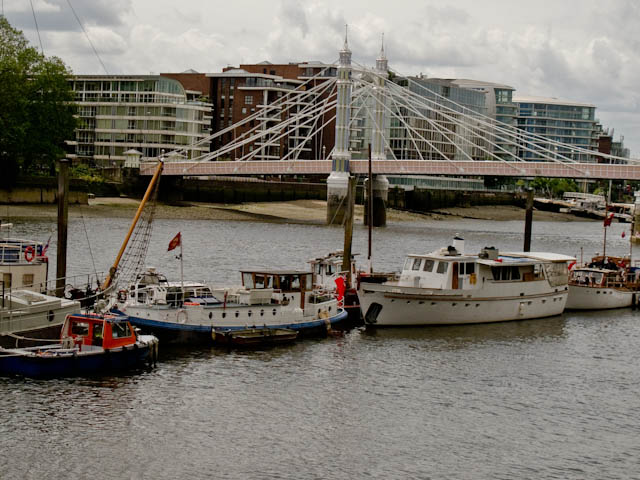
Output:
514 95 598 162
69 75 212 173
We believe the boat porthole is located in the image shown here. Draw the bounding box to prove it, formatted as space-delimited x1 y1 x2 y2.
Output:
475 304 479 307
452 303 456 306
235 311 239 317
419 301 424 304
465 303 470 307
542 299 546 303
328 307 332 312
407 301 411 304
260 310 264 316
209 312 212 319
391 299 395 302
527 301 532 305
222 312 226 318
248 311 252 317
273 309 277 315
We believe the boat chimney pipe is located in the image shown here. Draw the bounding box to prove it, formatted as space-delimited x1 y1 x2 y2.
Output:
453 235 464 255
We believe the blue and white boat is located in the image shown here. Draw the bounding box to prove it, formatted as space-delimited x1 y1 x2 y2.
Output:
114 267 348 344
0 313 158 377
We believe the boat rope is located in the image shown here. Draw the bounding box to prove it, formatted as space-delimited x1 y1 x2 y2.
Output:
65 0 109 75
29 0 44 55
1 332 60 348
110 174 161 295
78 204 99 281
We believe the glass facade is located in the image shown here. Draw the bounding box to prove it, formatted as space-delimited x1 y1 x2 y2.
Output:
70 76 212 168
350 77 489 160
515 99 597 162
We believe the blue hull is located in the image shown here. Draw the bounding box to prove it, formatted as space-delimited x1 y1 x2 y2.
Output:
0 345 152 378
117 309 349 345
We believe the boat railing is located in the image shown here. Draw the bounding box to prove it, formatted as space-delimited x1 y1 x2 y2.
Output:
1 272 106 310
0 238 46 264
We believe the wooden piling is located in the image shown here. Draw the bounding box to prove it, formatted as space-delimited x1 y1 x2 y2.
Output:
523 188 533 252
56 159 69 297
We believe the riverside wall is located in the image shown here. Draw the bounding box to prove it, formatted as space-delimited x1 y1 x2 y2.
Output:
0 178 96 204
1 176 523 211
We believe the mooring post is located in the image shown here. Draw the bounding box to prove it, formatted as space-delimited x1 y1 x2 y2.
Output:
56 159 70 297
342 175 356 288
523 187 533 252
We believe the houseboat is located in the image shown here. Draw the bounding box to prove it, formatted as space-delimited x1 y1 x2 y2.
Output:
114 267 348 344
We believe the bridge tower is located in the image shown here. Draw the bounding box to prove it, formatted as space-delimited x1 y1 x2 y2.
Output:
366 36 390 227
326 28 353 225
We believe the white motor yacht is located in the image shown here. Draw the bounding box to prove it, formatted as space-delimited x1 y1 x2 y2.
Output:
358 237 574 326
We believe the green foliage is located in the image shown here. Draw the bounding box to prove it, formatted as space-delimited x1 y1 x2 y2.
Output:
69 163 106 183
530 177 579 198
0 17 76 186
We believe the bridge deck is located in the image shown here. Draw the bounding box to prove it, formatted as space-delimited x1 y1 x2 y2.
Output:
140 160 640 180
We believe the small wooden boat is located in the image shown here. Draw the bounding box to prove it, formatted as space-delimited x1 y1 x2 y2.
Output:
213 327 298 347
0 313 159 377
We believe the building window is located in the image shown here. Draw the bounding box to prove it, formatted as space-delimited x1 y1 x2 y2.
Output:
22 274 34 287
245 96 253 105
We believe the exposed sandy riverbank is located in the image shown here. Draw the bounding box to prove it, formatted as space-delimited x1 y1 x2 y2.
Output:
1 197 589 224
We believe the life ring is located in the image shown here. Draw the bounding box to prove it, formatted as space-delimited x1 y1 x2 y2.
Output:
24 246 35 262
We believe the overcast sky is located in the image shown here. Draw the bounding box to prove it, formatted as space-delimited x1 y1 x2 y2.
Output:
3 0 639 156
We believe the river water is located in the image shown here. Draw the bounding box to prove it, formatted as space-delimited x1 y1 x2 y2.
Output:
2 213 639 479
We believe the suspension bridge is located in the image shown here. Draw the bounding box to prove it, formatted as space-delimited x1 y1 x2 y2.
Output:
139 32 638 224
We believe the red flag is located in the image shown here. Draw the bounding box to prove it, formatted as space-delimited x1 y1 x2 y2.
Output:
622 231 626 238
603 213 614 227
168 232 181 251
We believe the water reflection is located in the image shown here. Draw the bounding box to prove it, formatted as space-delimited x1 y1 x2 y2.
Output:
360 315 567 349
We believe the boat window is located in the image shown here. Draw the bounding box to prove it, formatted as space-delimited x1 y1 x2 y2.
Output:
436 262 448 274
314 264 322 275
92 324 103 346
411 258 422 271
265 275 274 288
305 275 312 290
501 268 510 281
255 275 265 289
111 322 131 339
423 259 435 272
404 258 413 270
326 264 335 275
491 267 501 281
279 275 291 291
71 322 89 336
291 276 301 290
242 273 254 288
464 263 475 275
511 267 520 280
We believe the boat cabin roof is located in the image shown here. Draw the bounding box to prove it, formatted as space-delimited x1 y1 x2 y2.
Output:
240 269 309 276
405 251 574 266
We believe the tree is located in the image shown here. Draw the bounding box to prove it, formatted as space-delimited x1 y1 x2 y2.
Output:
0 17 76 186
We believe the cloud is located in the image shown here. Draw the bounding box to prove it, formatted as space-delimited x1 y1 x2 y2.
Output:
4 0 132 32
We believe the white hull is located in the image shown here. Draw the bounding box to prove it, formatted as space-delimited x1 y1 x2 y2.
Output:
566 284 637 310
359 285 568 326
0 300 80 337
121 300 342 330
